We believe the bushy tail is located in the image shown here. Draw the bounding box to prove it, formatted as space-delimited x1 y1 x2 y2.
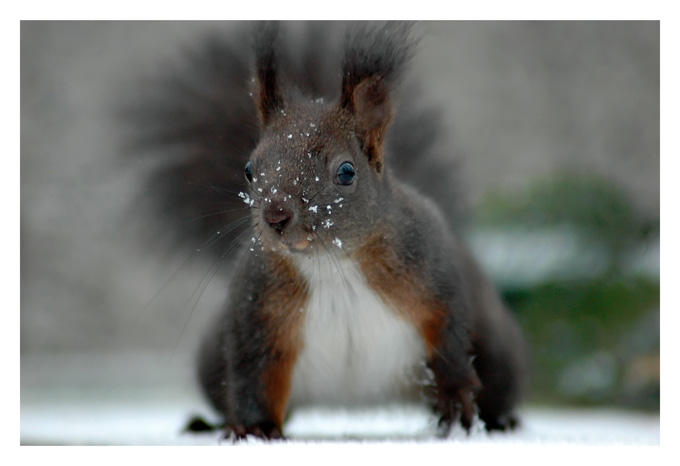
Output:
120 22 465 262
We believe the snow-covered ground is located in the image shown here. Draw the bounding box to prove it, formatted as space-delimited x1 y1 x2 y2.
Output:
20 400 659 446
20 352 658 446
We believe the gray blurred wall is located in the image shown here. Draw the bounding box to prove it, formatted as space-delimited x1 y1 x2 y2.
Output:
20 21 659 356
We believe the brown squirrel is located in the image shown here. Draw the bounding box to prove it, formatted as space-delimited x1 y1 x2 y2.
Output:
128 22 528 440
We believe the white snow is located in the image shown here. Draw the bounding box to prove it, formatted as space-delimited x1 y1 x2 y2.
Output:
20 353 660 447
20 397 659 446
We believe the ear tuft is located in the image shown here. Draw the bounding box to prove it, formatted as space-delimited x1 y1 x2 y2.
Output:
339 23 415 171
352 76 392 171
254 22 284 126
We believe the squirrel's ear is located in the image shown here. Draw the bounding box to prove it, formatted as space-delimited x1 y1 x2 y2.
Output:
254 22 284 126
342 75 393 173
340 23 413 173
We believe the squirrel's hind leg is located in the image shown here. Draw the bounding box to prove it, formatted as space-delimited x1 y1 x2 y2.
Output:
471 302 529 432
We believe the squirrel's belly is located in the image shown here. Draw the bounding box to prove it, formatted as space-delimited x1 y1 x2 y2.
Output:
288 254 427 407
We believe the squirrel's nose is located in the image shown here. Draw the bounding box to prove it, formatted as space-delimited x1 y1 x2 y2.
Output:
264 201 293 234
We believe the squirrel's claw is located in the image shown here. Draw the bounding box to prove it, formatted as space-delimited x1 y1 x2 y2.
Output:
434 371 481 437
225 422 285 441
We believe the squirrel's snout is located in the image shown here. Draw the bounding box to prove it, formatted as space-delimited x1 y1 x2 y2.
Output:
263 200 293 234
261 196 312 252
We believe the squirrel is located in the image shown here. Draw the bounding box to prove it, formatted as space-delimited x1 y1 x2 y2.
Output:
126 22 529 440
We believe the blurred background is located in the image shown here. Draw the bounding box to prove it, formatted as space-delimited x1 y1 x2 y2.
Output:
20 21 659 444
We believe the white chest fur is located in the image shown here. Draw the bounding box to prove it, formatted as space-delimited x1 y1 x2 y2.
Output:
288 253 427 407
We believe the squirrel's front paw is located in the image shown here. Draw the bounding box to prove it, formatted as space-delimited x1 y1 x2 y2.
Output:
436 389 478 435
434 372 482 436
226 421 284 441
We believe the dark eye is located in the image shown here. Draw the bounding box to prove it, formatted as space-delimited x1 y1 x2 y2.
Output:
335 162 355 186
244 161 253 183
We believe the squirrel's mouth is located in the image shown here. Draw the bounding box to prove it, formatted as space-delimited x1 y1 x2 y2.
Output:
271 237 314 254
258 222 314 254
282 236 312 252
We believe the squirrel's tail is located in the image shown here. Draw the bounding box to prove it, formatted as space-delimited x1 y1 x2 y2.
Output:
120 22 464 262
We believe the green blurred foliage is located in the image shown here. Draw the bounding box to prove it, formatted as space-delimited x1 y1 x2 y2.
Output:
477 173 657 274
507 277 659 409
474 173 659 411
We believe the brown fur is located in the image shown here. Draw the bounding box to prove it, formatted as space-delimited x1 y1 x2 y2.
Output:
356 231 447 355
352 78 393 173
259 254 309 428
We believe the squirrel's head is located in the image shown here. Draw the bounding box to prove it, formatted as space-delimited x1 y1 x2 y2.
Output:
241 23 412 257
243 98 384 256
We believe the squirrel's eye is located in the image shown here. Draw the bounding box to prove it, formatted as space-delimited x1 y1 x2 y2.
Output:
244 161 253 183
335 162 355 186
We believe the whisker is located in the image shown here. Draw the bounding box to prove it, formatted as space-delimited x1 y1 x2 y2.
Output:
220 221 261 265
228 224 264 278
306 185 330 204
128 208 255 346
179 205 253 223
199 215 256 251
169 219 257 361
180 180 251 198
326 231 364 277
314 230 353 309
